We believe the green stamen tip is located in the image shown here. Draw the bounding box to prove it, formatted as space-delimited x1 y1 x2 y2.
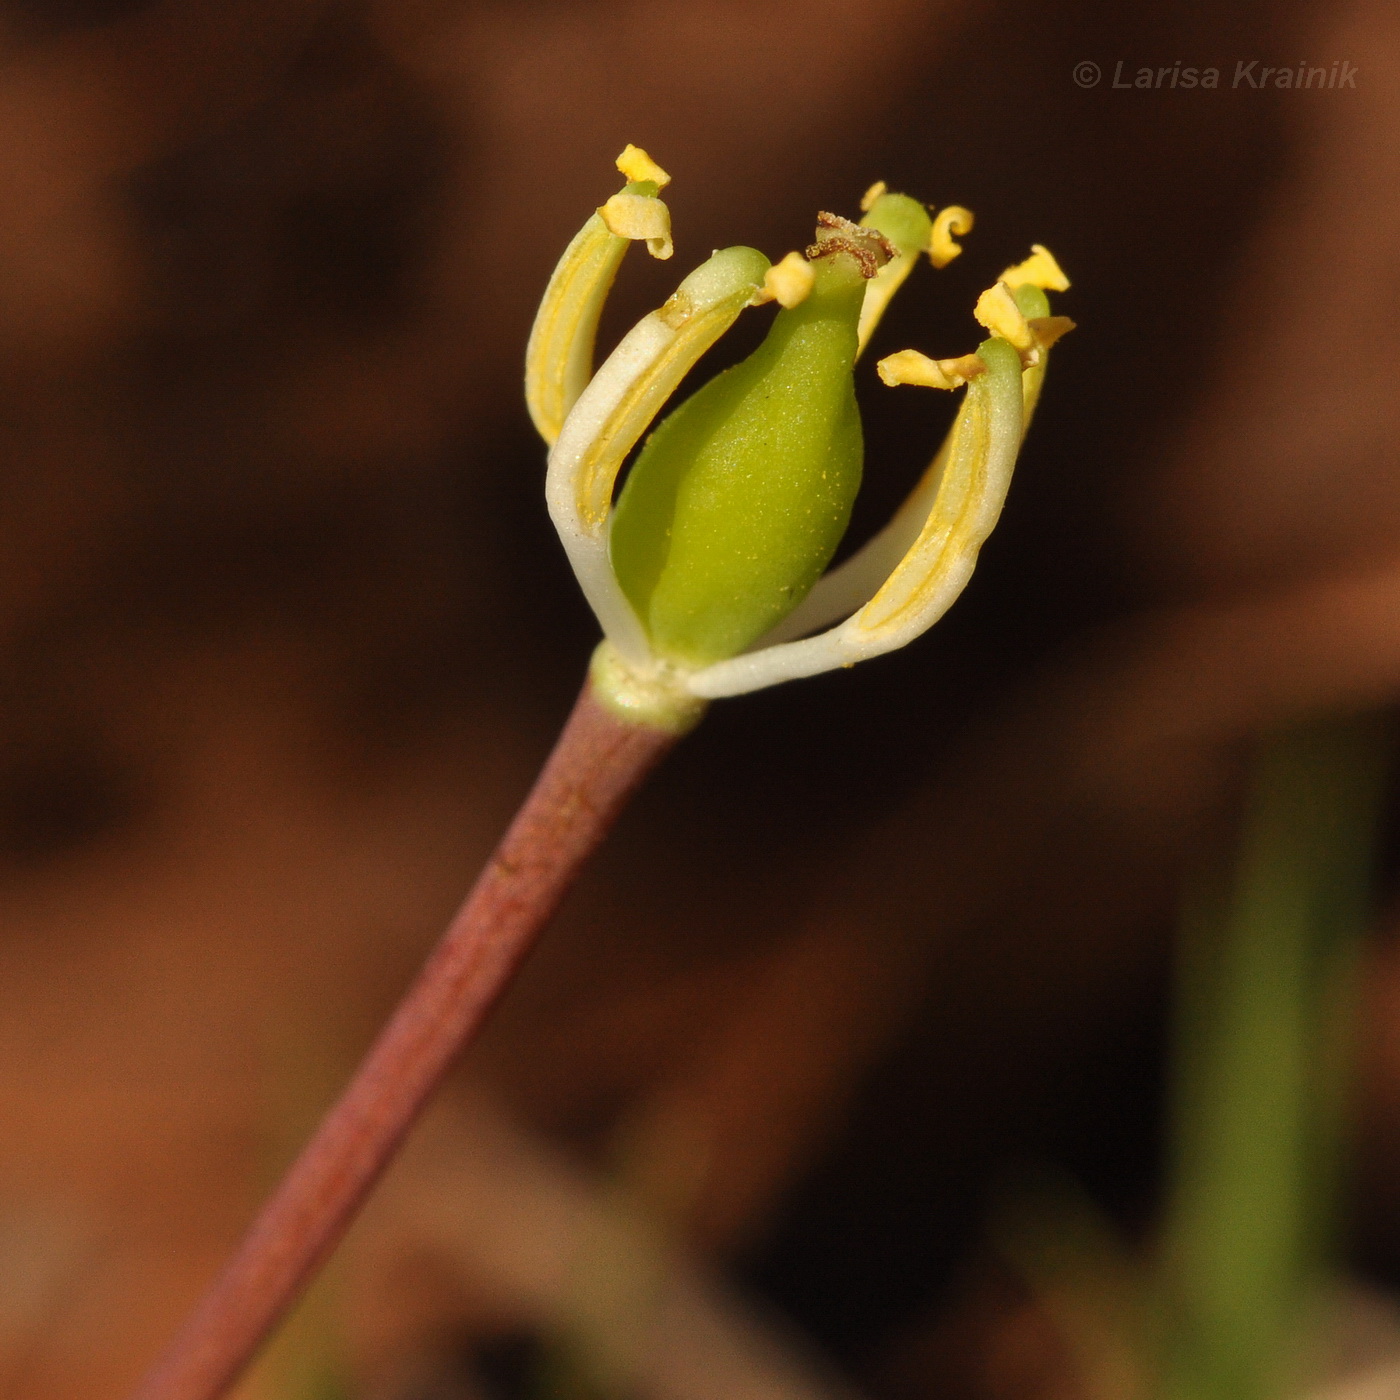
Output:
861 191 933 260
1012 283 1052 320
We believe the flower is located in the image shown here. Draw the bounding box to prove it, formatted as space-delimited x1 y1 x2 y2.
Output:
526 148 1073 730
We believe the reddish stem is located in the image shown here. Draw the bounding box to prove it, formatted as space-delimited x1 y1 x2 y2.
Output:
130 678 680 1400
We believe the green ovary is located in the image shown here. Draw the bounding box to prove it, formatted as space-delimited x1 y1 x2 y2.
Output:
610 258 867 667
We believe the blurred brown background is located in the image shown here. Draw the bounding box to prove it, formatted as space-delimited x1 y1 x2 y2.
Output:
2 0 1400 1396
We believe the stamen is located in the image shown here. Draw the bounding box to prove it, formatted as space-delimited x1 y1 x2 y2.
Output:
1029 315 1076 351
615 144 672 189
859 180 888 212
1000 243 1070 291
974 282 1035 351
929 205 975 268
600 192 674 260
877 348 986 390
1012 286 1073 428
526 157 676 445
760 251 816 308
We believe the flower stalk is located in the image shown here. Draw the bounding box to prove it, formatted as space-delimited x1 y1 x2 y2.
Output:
129 683 679 1400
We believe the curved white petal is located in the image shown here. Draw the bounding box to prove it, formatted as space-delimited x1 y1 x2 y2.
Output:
762 328 1063 647
527 213 636 448
684 337 1024 698
525 159 675 447
546 246 771 664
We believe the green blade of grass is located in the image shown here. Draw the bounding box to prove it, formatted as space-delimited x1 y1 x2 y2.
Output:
1159 716 1393 1400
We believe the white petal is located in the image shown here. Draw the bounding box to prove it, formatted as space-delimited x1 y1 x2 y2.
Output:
685 337 1024 698
546 247 770 663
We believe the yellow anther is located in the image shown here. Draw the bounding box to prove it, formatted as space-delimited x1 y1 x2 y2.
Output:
929 205 975 269
615 144 671 189
1029 315 1076 351
973 281 1034 350
599 191 674 259
877 348 986 390
760 251 816 308
1000 243 1070 292
859 180 888 213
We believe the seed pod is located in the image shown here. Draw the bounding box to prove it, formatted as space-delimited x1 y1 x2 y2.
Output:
610 223 889 667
